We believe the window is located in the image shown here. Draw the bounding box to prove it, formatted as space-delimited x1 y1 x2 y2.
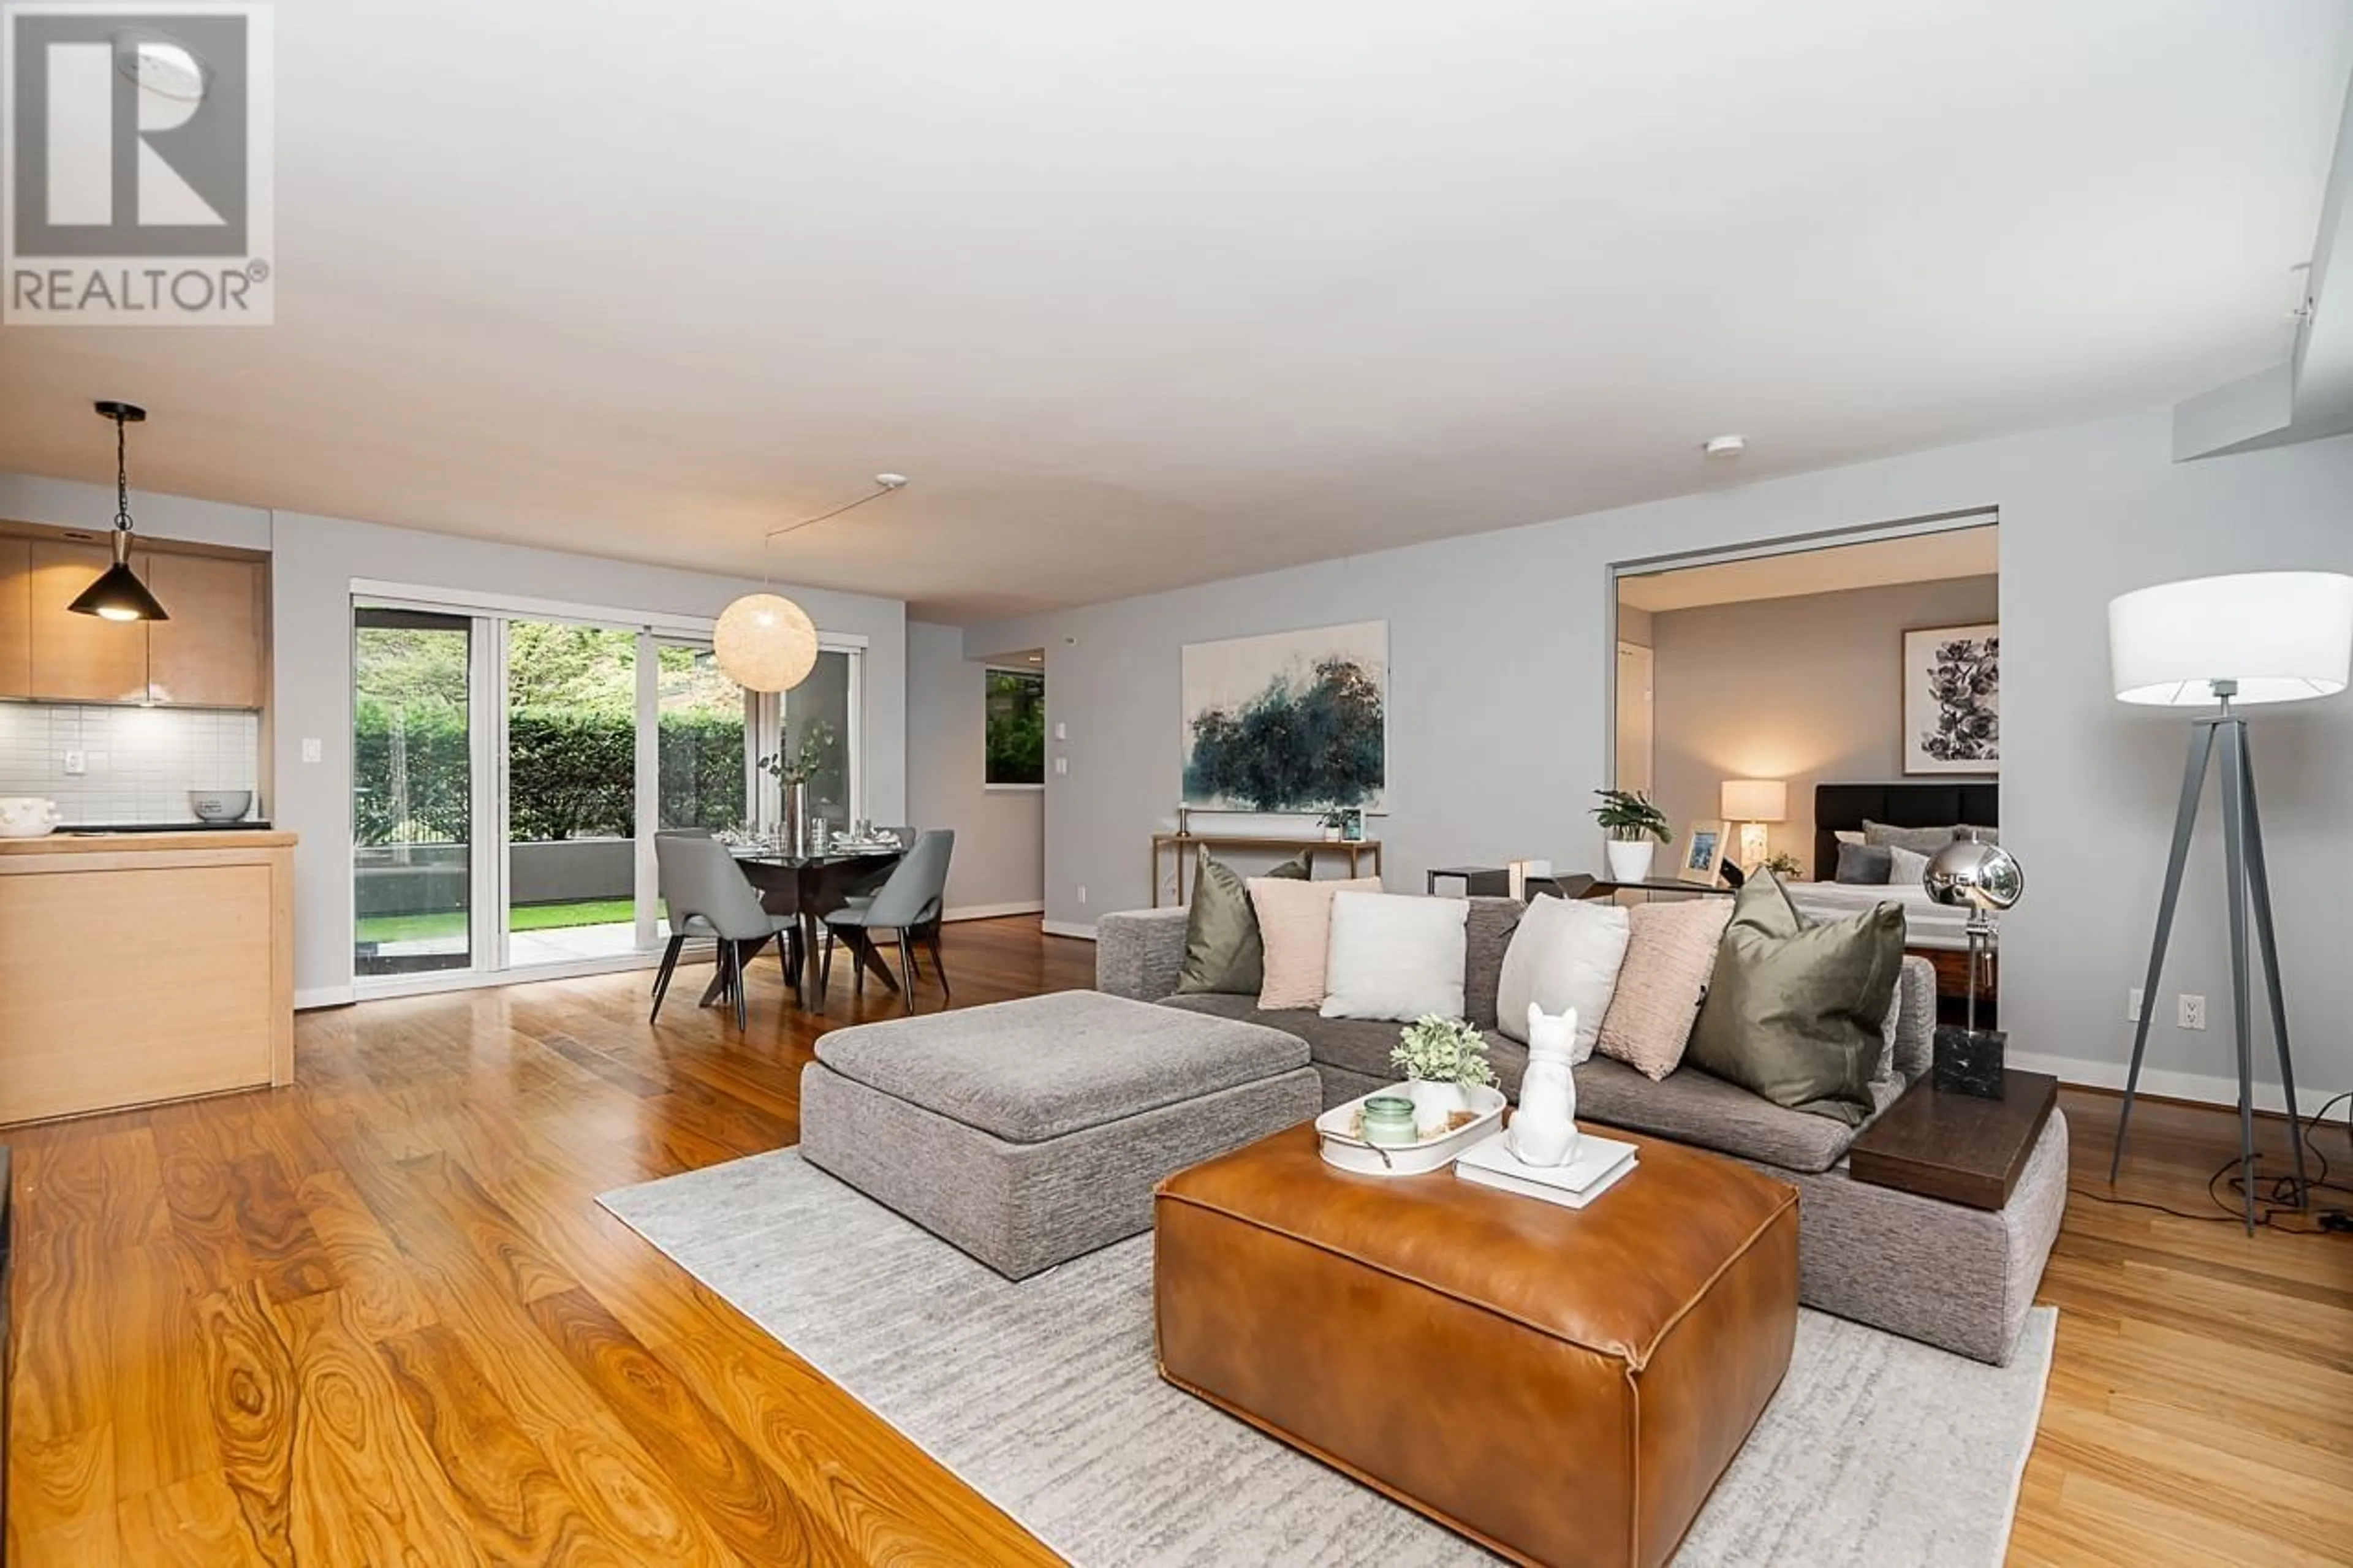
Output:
985 667 1046 786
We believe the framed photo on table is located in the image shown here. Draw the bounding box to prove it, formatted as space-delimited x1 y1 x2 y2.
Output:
1678 819 1729 885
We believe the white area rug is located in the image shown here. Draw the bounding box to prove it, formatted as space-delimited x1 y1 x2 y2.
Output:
602 1149 2053 1567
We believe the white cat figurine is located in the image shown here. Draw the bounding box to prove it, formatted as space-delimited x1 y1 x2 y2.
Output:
1509 1003 1580 1167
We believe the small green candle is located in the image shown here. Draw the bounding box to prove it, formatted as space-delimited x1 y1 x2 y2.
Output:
1360 1095 1417 1147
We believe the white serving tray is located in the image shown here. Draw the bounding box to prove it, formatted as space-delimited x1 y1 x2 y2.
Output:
1316 1083 1509 1177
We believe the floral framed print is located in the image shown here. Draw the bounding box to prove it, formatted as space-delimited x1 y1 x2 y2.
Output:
1904 623 1999 775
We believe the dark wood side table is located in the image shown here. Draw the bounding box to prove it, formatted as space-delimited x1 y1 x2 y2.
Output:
1847 1069 2058 1210
1573 877 1736 900
1425 865 1510 896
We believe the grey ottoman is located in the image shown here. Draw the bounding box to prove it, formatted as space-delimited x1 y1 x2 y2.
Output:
800 990 1319 1279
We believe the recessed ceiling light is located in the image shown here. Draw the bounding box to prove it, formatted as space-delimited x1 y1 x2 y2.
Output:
1704 434 1747 458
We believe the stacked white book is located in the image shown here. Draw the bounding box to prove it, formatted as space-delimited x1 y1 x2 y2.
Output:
1455 1131 1637 1210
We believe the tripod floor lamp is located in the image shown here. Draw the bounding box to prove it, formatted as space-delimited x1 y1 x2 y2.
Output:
2106 570 2353 1232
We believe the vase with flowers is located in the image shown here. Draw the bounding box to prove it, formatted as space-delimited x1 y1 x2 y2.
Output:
758 721 837 856
1392 1015 1499 1137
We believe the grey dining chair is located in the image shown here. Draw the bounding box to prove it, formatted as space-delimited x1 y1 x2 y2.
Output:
651 830 798 1029
821 828 955 1011
841 825 920 907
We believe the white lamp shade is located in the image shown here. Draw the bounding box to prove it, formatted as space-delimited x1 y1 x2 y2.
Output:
2109 572 2353 706
1720 778 1787 822
713 593 819 692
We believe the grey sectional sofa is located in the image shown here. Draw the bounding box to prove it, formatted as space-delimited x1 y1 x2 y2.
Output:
1096 896 2066 1365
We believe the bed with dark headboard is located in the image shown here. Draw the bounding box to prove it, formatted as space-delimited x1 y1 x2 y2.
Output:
1805 781 1999 1006
1811 782 1999 882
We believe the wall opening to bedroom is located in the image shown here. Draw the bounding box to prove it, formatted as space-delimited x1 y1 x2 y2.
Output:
1610 517 1999 885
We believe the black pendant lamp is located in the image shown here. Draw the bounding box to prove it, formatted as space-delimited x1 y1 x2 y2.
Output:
69 400 170 623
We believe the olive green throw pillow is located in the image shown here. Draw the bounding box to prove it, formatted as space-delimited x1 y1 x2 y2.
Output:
1684 874 1904 1126
1173 849 1308 995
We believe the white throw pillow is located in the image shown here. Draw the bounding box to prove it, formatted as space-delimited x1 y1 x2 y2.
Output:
1887 844 1930 887
1495 895 1632 1060
1319 892 1469 1023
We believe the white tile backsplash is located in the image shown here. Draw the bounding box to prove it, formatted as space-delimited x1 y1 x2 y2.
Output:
0 702 262 824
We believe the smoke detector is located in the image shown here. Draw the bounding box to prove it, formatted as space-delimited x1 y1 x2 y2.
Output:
1703 434 1747 458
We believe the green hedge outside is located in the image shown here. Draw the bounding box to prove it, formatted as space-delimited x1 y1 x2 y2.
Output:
354 703 746 846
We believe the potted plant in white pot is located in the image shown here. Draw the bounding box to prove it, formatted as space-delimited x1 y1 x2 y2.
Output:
1591 788 1670 884
1314 805 1349 843
1392 1015 1498 1136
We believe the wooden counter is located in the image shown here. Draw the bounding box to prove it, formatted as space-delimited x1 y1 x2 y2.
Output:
0 830 297 1125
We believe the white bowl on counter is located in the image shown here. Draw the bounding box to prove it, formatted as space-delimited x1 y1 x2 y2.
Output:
189 790 255 823
0 797 63 838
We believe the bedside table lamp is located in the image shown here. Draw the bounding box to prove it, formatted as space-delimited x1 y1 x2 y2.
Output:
2105 570 2353 1232
1720 779 1786 873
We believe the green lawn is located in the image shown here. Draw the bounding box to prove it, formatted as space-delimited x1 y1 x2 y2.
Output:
357 897 643 945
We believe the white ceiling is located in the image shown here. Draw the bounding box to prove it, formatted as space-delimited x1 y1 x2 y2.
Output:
1 1 2347 622
1618 526 1998 612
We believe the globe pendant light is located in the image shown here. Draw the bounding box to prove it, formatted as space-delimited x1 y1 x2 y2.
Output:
69 401 170 622
714 473 906 691
714 593 819 692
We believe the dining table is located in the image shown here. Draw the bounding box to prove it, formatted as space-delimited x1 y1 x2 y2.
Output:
708 843 906 1010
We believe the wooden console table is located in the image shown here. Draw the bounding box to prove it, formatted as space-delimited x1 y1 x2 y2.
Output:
1151 833 1383 907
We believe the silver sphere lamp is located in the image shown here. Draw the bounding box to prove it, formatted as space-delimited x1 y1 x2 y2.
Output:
1922 829 2021 1094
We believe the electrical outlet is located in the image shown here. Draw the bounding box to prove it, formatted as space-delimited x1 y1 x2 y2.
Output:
2126 988 2143 1023
61 749 85 776
2178 993 2207 1031
301 737 323 763
1053 756 1068 775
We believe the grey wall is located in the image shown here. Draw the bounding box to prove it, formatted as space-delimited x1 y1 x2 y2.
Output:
966 408 2353 1109
1648 575 2000 863
906 620 1045 917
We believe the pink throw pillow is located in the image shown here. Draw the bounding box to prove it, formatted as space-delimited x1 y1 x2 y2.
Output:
1594 898 1735 1080
1248 875 1384 1010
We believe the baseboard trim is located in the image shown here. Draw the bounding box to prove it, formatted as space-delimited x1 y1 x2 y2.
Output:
942 901 1045 923
295 985 356 1011
1041 919 1097 941
2006 1048 2347 1119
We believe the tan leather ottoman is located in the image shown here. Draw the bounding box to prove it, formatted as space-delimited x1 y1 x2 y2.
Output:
1154 1125 1799 1568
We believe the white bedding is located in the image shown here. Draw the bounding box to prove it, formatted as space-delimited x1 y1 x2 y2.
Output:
1784 880 1971 950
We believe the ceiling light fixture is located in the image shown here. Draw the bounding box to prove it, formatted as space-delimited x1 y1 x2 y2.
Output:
713 474 909 691
1703 434 1747 458
69 401 170 623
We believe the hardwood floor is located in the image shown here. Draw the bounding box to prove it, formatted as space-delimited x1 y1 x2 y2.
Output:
5 915 2349 1566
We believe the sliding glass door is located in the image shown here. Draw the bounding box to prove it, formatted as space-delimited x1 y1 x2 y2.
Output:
354 608 477 978
352 592 860 993
784 648 859 834
502 621 642 966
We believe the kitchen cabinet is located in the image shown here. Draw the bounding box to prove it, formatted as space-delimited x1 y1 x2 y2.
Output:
0 537 268 708
143 550 267 708
23 540 148 702
0 537 27 696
